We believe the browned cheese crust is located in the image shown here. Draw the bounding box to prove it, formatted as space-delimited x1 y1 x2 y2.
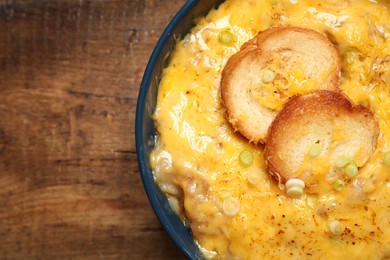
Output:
221 26 341 144
264 90 379 190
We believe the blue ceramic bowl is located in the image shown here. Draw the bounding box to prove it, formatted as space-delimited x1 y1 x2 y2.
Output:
135 0 224 259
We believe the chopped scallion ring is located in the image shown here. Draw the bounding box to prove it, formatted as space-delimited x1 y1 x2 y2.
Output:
333 179 346 191
218 30 234 46
308 143 323 158
219 190 233 200
223 197 241 216
247 169 262 185
383 151 390 166
335 157 359 178
239 150 253 167
329 221 342 235
335 156 352 168
305 194 318 209
262 70 275 83
345 50 357 65
344 164 358 178
285 178 305 198
285 178 305 189
329 237 345 248
286 186 304 198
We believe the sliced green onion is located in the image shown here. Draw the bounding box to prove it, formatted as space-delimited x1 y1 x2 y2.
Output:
305 194 318 209
345 49 357 65
219 190 233 200
335 157 359 178
329 237 345 248
223 197 241 216
247 169 262 185
335 156 352 168
344 164 358 178
218 30 234 46
262 70 275 83
286 178 305 189
308 143 323 158
286 186 304 198
383 151 390 165
285 179 305 198
329 220 342 235
239 150 253 167
333 179 346 191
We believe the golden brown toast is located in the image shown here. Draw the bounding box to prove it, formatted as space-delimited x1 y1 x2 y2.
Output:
264 90 379 191
221 26 341 143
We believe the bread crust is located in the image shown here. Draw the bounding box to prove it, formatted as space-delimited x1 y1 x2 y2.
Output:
264 90 379 189
221 26 341 143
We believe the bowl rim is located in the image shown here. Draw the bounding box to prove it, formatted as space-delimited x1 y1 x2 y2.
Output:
135 0 202 259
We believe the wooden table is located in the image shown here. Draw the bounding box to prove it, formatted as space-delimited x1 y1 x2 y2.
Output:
0 0 186 258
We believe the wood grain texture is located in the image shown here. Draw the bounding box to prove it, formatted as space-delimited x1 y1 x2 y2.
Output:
0 0 187 259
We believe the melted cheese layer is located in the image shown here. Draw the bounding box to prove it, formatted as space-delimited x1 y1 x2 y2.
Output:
151 0 390 259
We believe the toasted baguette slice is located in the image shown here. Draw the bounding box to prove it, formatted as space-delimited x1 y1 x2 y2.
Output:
221 26 341 143
264 90 379 191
